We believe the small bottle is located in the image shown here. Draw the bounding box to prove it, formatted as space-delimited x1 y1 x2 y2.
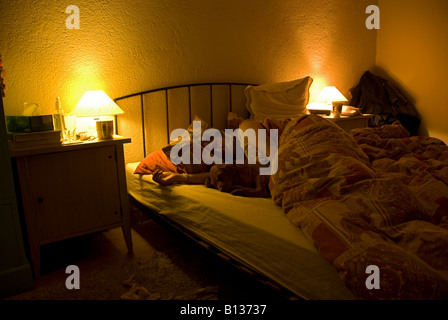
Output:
54 97 66 141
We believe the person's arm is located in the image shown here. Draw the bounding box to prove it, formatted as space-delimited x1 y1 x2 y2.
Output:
152 170 210 186
184 172 210 185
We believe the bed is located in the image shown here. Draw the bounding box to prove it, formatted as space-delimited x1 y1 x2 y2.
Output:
115 79 448 300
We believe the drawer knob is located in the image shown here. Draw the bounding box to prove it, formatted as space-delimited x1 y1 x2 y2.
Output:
37 198 43 203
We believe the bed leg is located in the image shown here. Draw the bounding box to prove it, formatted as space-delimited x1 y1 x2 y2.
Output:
121 211 133 254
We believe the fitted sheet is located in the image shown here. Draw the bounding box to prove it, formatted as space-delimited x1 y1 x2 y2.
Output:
126 162 355 300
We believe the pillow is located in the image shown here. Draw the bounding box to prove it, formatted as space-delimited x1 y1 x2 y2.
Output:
162 115 215 173
227 111 246 130
244 77 313 122
173 142 215 174
236 119 268 164
135 115 221 175
262 117 294 138
168 114 210 145
134 149 181 175
133 143 213 175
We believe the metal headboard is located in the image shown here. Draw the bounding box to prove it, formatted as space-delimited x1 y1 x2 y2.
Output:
114 82 254 163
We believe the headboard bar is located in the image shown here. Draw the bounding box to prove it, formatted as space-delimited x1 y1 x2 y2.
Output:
114 82 254 164
164 89 169 155
209 85 213 126
140 94 146 157
114 82 253 103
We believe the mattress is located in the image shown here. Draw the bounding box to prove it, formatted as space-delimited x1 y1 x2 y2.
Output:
126 162 355 300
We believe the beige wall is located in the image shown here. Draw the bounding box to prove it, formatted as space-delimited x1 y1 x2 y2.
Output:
0 0 377 117
376 0 448 142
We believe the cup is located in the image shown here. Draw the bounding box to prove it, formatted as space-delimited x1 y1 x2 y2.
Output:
63 115 77 143
96 120 114 140
332 102 343 118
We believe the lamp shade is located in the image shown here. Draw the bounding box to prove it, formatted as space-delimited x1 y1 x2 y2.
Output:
318 86 348 103
71 90 124 116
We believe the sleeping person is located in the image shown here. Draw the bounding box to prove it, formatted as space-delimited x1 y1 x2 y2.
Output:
149 119 276 198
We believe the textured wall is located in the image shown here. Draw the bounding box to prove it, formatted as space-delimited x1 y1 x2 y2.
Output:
376 0 448 143
0 0 377 116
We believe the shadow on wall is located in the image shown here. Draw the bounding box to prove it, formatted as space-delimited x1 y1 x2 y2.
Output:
360 67 429 137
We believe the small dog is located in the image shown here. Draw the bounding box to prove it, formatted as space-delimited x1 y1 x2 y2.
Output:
205 164 271 198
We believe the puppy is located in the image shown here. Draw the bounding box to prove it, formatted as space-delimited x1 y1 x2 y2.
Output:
205 164 270 198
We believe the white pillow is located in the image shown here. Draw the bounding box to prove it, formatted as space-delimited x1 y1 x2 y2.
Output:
245 77 313 122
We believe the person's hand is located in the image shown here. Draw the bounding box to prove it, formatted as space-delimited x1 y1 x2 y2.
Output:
152 170 183 186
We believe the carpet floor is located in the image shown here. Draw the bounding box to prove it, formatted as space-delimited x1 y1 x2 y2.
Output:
5 218 285 301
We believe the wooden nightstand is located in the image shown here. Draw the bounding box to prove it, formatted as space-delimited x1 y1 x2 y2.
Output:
323 114 373 132
10 136 133 277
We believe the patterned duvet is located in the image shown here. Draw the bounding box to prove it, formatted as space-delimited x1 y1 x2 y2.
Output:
270 115 448 299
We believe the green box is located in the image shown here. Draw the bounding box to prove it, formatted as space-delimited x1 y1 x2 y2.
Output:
6 115 54 133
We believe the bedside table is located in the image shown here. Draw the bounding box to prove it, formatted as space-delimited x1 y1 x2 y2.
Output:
323 114 373 132
10 136 133 277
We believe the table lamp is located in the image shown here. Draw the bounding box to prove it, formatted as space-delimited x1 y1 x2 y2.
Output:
71 90 124 140
318 86 348 118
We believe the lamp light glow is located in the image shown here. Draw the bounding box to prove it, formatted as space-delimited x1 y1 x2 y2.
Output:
317 86 348 117
71 90 124 140
306 102 330 111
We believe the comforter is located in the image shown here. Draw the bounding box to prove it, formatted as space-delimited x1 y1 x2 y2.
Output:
270 115 448 299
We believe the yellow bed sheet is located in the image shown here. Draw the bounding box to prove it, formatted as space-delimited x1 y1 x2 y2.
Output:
126 162 355 300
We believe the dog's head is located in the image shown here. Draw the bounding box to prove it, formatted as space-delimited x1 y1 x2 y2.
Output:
205 164 238 192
